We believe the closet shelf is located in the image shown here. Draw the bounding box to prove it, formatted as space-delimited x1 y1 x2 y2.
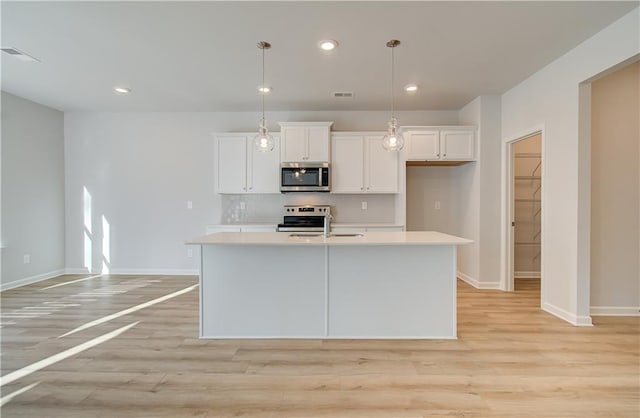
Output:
515 152 542 158
515 198 541 203
515 241 541 245
515 176 541 180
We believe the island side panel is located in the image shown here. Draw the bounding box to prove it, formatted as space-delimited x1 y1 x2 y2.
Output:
201 244 326 338
328 245 457 338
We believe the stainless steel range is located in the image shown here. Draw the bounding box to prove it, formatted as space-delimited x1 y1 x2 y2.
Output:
277 205 331 232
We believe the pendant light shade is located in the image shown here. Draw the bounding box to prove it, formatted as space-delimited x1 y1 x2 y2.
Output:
382 39 404 151
254 41 275 152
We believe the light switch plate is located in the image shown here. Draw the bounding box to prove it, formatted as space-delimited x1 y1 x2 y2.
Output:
362 201 368 210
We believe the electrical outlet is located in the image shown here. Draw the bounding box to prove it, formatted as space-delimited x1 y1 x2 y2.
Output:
240 201 246 210
435 201 441 210
362 201 368 210
187 200 193 209
23 254 30 264
187 248 193 258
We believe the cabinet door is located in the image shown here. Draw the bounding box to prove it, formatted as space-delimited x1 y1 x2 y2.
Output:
217 136 247 193
365 135 398 193
407 130 440 160
331 135 364 193
440 130 474 160
306 126 330 162
247 135 280 193
281 126 307 162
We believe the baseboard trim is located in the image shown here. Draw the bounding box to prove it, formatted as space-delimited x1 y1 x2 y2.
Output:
0 269 66 292
542 301 593 326
515 271 541 279
108 268 199 276
591 306 640 316
457 271 500 289
65 268 92 274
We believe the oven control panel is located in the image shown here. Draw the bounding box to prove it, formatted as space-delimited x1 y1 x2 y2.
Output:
283 205 331 216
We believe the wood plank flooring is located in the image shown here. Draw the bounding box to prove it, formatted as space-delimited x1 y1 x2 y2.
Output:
1 275 638 417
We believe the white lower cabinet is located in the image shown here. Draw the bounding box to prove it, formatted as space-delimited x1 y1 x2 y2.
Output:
331 133 398 193
216 133 280 194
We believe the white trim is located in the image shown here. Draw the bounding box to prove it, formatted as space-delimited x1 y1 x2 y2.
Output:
0 269 65 292
515 271 541 279
542 301 593 326
591 306 640 316
200 335 458 340
457 271 501 289
501 125 545 294
65 268 92 274
108 268 199 276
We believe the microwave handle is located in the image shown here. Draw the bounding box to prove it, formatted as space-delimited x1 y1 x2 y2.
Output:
318 168 322 186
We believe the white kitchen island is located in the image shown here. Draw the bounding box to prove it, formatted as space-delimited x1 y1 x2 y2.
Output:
187 231 472 339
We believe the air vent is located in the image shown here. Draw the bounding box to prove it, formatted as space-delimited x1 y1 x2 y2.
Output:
1 47 40 62
333 91 354 98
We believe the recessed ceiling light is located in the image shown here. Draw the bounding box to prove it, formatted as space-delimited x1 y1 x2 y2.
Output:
319 40 338 51
114 87 131 94
257 85 272 94
404 84 419 93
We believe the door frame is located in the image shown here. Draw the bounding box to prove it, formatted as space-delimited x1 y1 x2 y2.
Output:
501 126 545 293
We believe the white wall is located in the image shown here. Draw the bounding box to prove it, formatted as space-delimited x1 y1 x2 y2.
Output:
64 110 458 274
590 61 639 314
501 9 639 324
406 166 461 233
457 95 502 288
1 92 65 289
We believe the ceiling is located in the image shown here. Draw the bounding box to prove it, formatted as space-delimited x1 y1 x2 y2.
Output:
1 1 637 112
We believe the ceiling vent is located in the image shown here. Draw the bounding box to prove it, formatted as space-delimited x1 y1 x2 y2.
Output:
1 47 40 62
333 91 354 98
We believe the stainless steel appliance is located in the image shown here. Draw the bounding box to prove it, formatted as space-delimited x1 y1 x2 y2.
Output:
280 162 330 192
277 205 331 232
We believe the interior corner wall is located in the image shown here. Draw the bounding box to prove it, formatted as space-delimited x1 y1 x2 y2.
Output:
456 95 502 288
501 9 639 325
455 97 481 286
1 91 65 290
590 61 640 313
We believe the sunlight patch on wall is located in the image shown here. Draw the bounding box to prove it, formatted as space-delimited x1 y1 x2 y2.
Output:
83 186 92 272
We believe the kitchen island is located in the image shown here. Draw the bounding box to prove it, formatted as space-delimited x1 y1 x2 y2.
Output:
187 231 472 339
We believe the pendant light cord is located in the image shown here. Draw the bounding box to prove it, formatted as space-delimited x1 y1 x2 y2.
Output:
390 45 395 120
261 45 265 123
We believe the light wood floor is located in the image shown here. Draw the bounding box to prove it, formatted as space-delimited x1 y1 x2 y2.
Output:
1 275 638 417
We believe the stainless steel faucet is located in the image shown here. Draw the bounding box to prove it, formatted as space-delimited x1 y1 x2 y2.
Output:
323 213 334 237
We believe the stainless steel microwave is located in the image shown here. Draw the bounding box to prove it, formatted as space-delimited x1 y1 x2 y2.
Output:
280 162 330 192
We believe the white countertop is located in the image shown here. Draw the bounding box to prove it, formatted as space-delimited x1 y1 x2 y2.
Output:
188 231 472 246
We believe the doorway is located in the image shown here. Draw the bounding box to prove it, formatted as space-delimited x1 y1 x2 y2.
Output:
505 131 544 293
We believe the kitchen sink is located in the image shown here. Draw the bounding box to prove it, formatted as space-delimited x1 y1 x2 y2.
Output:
288 233 323 238
329 233 365 237
288 233 364 238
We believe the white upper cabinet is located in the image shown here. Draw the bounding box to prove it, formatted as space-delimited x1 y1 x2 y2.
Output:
216 134 280 194
405 127 475 162
440 129 475 160
331 133 398 194
365 135 399 193
331 134 364 193
279 122 333 162
407 129 440 160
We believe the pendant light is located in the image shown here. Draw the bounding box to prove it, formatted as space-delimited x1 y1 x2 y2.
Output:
254 41 275 152
382 39 404 151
